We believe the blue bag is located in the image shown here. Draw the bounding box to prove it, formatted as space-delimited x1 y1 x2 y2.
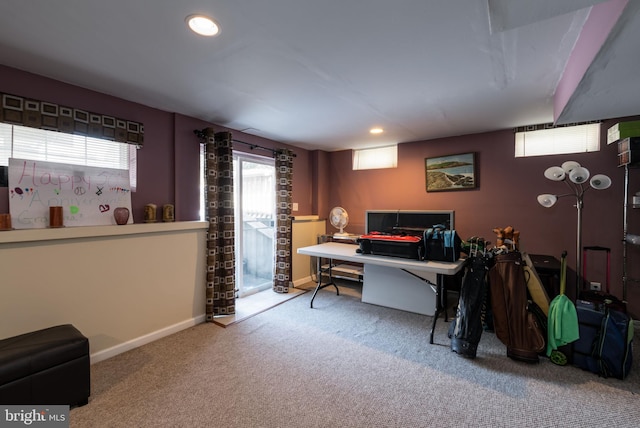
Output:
595 308 634 379
423 225 462 262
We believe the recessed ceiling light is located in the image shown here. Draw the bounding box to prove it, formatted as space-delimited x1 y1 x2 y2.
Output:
186 15 220 37
370 127 384 134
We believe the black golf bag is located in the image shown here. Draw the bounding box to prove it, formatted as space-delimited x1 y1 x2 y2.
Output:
449 238 492 358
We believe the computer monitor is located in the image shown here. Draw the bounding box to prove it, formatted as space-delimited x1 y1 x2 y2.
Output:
365 210 455 234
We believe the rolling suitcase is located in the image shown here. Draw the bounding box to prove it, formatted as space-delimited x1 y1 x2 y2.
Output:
579 246 626 313
575 247 633 378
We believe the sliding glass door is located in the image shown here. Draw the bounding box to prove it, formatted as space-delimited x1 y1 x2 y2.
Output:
234 153 276 297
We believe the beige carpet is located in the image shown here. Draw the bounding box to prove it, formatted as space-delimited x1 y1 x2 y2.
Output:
70 280 640 428
213 287 307 327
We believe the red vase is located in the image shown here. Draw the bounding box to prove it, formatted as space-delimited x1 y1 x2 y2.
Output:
114 207 130 225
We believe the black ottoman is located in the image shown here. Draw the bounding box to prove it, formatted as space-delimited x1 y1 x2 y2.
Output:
0 324 90 406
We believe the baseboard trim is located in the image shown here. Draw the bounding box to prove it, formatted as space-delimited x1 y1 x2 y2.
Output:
293 276 314 287
90 314 206 364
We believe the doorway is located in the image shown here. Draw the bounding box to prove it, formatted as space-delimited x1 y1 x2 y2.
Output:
234 152 276 297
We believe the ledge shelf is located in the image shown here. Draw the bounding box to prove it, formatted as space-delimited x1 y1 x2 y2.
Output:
0 221 208 244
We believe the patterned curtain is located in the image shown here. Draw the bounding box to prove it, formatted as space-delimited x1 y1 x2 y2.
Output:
205 129 236 319
273 149 295 293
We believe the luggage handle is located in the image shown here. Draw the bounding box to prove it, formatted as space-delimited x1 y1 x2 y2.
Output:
583 246 610 252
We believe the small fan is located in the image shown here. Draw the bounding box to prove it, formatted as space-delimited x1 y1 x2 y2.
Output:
329 206 349 237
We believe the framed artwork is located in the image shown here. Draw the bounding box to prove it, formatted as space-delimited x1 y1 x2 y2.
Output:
425 152 476 192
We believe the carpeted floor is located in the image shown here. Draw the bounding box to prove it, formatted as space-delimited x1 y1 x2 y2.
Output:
70 280 640 427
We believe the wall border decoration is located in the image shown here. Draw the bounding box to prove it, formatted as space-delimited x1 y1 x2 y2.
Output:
0 92 144 147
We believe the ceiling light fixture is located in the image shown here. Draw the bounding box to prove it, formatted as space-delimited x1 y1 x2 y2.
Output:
186 14 220 37
370 127 384 134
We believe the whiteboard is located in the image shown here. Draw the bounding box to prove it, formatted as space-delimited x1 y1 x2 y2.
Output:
8 158 133 229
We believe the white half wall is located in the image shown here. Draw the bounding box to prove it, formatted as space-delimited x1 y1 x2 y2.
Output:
0 221 208 363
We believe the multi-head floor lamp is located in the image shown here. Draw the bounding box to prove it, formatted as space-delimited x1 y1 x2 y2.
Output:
537 161 611 296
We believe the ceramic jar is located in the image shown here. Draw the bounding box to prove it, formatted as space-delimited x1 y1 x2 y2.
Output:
163 204 174 222
114 207 130 225
144 204 157 223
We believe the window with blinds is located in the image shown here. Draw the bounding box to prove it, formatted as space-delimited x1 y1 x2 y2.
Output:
515 123 600 157
352 145 398 170
0 123 137 190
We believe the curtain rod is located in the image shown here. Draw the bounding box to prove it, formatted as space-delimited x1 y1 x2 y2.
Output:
193 129 296 157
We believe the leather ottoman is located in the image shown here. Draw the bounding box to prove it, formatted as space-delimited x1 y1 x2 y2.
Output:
0 324 90 406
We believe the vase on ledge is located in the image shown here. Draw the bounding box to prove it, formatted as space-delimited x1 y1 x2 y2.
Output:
114 207 130 225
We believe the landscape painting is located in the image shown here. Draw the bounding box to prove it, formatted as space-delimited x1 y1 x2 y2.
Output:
425 152 476 192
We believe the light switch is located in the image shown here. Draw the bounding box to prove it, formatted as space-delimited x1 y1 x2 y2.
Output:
292 202 299 211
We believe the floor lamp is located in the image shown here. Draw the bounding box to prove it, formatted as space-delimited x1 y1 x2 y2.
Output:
537 161 611 297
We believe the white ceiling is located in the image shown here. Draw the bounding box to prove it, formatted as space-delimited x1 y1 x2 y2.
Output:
0 0 638 151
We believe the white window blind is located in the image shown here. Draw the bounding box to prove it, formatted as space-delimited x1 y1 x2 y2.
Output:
0 123 137 190
352 145 398 170
515 123 600 157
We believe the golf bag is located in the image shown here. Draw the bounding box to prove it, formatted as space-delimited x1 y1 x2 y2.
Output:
489 251 546 363
449 241 492 358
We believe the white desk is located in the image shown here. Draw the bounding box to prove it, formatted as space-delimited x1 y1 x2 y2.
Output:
297 242 466 343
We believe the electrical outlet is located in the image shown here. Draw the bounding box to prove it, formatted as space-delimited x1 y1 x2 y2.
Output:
590 281 601 291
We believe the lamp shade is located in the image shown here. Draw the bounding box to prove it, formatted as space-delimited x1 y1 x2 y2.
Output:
561 161 581 173
569 167 590 184
537 194 558 207
590 174 612 190
544 166 566 181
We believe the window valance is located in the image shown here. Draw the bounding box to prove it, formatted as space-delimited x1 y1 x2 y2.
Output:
513 120 600 133
1 92 144 147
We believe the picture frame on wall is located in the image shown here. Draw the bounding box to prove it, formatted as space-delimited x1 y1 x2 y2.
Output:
425 152 476 192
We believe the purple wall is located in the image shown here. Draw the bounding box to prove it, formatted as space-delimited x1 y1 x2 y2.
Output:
325 123 640 317
0 65 177 221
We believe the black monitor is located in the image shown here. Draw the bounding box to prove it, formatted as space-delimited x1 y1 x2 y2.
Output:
365 210 455 234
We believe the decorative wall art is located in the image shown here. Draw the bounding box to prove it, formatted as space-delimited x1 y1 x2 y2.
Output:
425 152 476 192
